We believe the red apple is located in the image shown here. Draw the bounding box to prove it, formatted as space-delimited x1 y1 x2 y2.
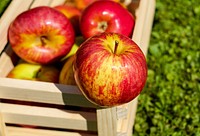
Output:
54 5 81 35
59 55 76 85
79 0 135 39
7 62 60 83
8 6 75 64
74 32 147 107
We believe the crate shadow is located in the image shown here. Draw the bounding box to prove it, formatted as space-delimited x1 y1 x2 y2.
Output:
54 83 99 133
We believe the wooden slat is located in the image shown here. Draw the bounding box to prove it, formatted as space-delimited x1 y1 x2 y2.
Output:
0 103 97 131
30 0 52 8
50 0 66 6
0 53 14 78
97 107 117 136
116 100 137 136
139 0 156 55
126 98 138 135
132 0 149 54
0 78 97 108
7 126 97 136
0 0 33 53
0 45 18 77
0 111 7 136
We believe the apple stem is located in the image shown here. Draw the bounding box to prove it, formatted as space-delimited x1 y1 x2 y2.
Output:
40 36 47 46
114 40 119 54
35 68 41 78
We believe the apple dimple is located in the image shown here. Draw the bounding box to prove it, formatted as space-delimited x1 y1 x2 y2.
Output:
97 21 108 32
40 35 49 46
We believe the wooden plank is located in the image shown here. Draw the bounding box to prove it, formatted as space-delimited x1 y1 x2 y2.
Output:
116 100 137 136
0 110 7 136
0 53 14 78
0 103 97 131
96 105 129 136
7 126 97 136
139 0 156 55
132 0 149 54
0 0 33 53
0 78 97 108
126 98 138 136
30 0 52 8
0 44 18 77
96 103 131 136
96 107 117 136
50 0 66 6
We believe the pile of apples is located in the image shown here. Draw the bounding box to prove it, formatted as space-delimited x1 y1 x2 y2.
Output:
7 0 147 107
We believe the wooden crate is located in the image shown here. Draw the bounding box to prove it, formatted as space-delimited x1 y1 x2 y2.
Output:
0 0 155 136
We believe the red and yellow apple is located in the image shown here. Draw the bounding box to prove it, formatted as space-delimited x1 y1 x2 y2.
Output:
59 55 76 85
8 6 75 64
74 32 147 107
54 4 81 35
7 62 60 83
79 0 135 39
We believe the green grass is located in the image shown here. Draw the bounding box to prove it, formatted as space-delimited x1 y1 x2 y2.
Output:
0 0 11 17
133 0 200 135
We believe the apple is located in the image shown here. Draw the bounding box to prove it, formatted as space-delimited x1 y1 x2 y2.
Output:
74 0 96 11
8 6 75 64
74 0 126 11
74 32 147 107
54 5 81 35
79 0 135 39
59 55 76 85
7 62 60 83
61 36 85 61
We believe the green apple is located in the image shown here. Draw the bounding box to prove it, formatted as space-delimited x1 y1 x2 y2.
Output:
61 36 84 61
7 62 60 83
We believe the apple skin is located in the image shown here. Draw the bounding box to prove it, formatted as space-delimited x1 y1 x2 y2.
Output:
74 32 147 107
7 63 60 83
61 36 84 61
8 6 75 64
74 0 96 11
74 0 126 11
79 0 135 39
54 5 81 35
59 55 76 85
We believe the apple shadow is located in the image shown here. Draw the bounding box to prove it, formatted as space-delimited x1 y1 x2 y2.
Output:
54 83 99 134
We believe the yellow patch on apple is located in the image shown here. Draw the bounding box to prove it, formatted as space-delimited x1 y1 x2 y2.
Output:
19 30 66 49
